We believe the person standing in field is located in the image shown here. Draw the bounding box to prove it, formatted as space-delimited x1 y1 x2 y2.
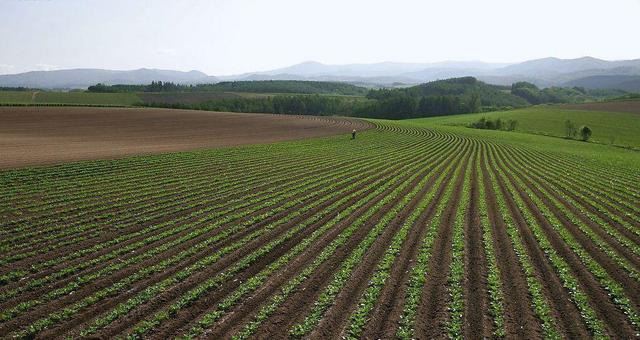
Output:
352 129 356 140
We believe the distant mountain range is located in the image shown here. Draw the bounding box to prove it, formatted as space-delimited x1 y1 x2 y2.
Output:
221 57 640 91
1 57 640 91
0 68 218 89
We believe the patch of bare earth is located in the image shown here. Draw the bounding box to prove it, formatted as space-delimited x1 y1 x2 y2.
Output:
0 106 372 169
561 100 640 114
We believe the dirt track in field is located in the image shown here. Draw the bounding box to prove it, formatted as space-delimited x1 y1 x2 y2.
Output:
0 106 372 169
561 100 640 114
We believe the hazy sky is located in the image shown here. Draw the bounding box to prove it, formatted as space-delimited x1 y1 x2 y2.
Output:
1 0 639 75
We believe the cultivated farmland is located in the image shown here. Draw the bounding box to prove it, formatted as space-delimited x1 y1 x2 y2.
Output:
0 106 370 168
0 115 639 339
562 99 640 115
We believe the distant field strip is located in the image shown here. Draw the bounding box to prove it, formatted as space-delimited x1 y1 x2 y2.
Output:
0 91 140 106
0 119 639 339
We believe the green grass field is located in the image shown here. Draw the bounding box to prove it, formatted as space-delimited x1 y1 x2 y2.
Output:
0 91 35 104
425 105 640 150
403 117 640 170
0 90 364 107
0 91 141 106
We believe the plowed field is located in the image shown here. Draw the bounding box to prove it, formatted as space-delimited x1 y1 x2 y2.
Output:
0 106 371 169
562 100 640 114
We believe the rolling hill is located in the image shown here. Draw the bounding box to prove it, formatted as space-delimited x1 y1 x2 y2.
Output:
564 75 640 92
2 57 640 90
225 57 640 89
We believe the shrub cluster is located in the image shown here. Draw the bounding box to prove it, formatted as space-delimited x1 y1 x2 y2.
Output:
468 117 518 131
565 120 592 141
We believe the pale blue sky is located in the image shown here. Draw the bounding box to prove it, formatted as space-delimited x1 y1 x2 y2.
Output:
1 0 639 75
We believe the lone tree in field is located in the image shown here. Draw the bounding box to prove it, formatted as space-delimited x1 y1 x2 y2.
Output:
579 125 592 141
565 119 577 139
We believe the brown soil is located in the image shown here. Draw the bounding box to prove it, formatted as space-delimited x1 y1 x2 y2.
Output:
561 100 640 114
0 106 372 169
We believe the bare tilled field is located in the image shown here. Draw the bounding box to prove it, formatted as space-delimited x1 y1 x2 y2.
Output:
562 100 640 114
1 119 639 339
0 106 371 168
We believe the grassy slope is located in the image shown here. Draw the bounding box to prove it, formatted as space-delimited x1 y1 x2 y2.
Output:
0 91 141 105
35 92 141 105
423 105 640 150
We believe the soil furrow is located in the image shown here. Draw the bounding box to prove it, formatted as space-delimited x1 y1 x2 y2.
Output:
224 143 467 339
479 147 541 339
412 149 471 339
499 148 640 304
462 155 491 338
159 142 465 339
358 156 461 340
0 150 364 275
494 149 638 338
59 138 443 338
313 154 466 340
4 160 380 336
36 158 403 339
489 146 613 338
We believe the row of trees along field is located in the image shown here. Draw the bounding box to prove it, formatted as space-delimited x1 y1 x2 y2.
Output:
88 80 368 96
510 82 626 104
0 86 41 91
143 95 371 116
140 78 532 119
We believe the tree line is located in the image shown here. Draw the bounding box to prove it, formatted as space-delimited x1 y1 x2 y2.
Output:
0 86 40 91
86 77 634 120
88 80 368 96
511 82 625 104
141 95 370 116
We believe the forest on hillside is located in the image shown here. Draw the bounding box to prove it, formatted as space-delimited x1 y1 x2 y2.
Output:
93 77 632 119
88 80 368 96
